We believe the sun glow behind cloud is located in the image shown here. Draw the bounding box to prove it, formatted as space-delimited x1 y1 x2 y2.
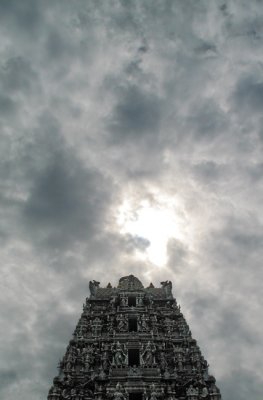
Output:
117 195 186 266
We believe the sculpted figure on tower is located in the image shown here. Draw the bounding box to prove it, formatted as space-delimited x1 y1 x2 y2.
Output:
111 341 127 367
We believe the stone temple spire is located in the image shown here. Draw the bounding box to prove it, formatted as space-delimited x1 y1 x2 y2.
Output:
47 275 221 400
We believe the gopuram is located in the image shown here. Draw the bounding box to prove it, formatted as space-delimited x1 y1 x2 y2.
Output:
48 275 221 400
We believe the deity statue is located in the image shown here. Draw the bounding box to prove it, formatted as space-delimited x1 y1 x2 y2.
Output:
76 324 86 340
150 315 158 335
61 388 71 399
141 341 156 366
120 296 128 306
148 384 158 400
200 387 209 398
78 389 85 400
167 395 178 400
128 365 141 376
137 295 144 306
109 296 117 310
164 317 173 335
186 385 198 397
138 314 149 332
89 280 100 297
111 342 127 367
107 315 115 335
160 281 173 298
117 314 128 332
191 350 201 370
101 349 110 371
173 346 184 371
70 388 77 399
82 345 95 371
91 317 102 336
159 351 167 371
113 383 127 400
64 345 77 370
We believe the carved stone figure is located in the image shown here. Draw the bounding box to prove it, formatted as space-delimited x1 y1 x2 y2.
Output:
173 346 185 371
111 342 127 367
167 395 178 400
164 317 173 335
141 341 156 366
116 314 128 332
91 317 102 336
70 388 77 399
62 388 71 399
160 281 173 298
107 315 115 335
120 296 128 306
186 385 198 397
64 345 77 370
148 384 158 400
82 345 95 371
200 387 209 398
89 280 100 297
158 351 167 371
137 295 144 306
163 368 170 379
191 349 202 370
113 383 126 400
138 314 149 332
109 296 117 309
101 349 110 371
150 315 158 335
128 366 141 376
76 324 86 340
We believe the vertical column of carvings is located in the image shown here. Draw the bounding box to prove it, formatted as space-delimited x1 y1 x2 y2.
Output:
48 296 113 400
163 299 221 400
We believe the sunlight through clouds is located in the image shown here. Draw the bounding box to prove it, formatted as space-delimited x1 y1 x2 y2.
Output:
117 194 186 266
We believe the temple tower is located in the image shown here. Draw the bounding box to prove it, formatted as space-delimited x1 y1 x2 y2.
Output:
48 275 221 400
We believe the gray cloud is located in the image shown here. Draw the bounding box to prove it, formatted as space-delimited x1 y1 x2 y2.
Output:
124 233 151 252
109 85 163 140
233 76 263 113
1 56 37 93
23 150 111 250
222 369 263 400
0 94 16 116
0 0 42 33
167 239 189 271
0 370 18 390
191 161 226 183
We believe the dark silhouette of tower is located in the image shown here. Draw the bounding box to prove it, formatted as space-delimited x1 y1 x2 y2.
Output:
48 275 221 400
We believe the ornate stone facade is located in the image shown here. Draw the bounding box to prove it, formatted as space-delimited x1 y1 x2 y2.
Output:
48 275 221 400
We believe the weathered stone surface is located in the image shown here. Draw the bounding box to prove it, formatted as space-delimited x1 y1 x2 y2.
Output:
48 275 221 400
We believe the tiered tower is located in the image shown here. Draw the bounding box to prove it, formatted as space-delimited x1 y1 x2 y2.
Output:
48 275 221 400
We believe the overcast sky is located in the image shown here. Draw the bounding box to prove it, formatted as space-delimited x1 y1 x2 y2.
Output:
0 1 263 399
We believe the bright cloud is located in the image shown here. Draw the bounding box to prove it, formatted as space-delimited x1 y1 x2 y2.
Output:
117 195 187 265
